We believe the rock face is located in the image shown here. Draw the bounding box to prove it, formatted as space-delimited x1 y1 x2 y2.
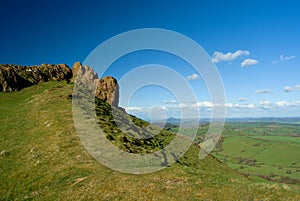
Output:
95 76 119 107
0 68 33 92
0 64 72 92
72 62 82 78
72 62 119 107
71 62 84 82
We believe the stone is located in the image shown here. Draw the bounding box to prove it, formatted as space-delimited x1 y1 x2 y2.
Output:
0 150 9 156
71 62 84 82
72 63 98 91
95 76 119 107
71 62 119 107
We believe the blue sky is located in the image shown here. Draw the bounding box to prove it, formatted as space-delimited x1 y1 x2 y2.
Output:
1 0 300 119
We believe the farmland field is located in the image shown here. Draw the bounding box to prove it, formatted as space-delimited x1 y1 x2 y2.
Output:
168 120 300 185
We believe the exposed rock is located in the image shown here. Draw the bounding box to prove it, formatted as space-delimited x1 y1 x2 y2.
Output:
0 67 32 92
71 62 84 83
73 63 98 91
71 62 119 107
0 64 72 92
0 61 119 107
0 150 9 156
96 76 119 107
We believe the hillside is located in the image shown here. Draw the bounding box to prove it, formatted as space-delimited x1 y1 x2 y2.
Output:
1 81 300 200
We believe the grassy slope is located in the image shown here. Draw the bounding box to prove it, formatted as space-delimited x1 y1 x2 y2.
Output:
0 81 299 200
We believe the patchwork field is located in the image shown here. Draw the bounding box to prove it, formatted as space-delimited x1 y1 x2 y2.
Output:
212 122 300 185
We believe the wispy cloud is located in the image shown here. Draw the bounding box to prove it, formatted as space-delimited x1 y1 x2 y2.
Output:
241 58 258 67
259 100 272 109
280 55 296 62
275 100 300 107
195 100 300 110
181 101 255 109
223 103 251 109
273 55 296 64
124 100 300 119
164 100 178 104
124 107 144 112
258 100 300 109
276 101 290 107
212 50 249 63
186 73 200 80
255 89 270 94
295 85 300 91
195 101 214 107
238 98 247 102
284 86 293 93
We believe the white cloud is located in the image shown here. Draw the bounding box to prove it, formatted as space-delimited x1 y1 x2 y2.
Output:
260 100 271 106
178 103 188 108
255 89 270 94
276 101 289 107
295 85 300 90
257 100 300 109
196 101 213 108
124 100 300 119
238 98 247 102
274 100 300 107
284 86 293 93
164 100 177 104
280 55 296 62
124 107 143 112
186 73 200 80
290 101 300 107
272 55 296 64
259 100 272 109
212 50 249 63
196 101 255 109
241 58 258 67
225 103 234 108
236 103 255 109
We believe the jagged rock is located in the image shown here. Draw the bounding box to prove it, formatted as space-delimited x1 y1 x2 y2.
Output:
0 61 119 107
0 64 72 92
72 62 119 107
73 63 98 92
96 76 119 107
0 67 32 92
71 62 84 83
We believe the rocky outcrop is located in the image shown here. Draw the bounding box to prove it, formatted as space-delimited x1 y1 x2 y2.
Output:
0 61 119 107
0 64 72 92
0 68 32 92
72 62 119 107
71 62 84 83
96 76 119 107
72 62 98 89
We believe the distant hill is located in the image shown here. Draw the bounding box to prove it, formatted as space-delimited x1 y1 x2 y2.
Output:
225 117 300 124
164 117 300 125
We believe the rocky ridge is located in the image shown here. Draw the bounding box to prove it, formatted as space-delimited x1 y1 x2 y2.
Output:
0 62 119 107
0 64 72 92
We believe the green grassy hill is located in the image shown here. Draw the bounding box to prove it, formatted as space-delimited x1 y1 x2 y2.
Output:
1 81 300 200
